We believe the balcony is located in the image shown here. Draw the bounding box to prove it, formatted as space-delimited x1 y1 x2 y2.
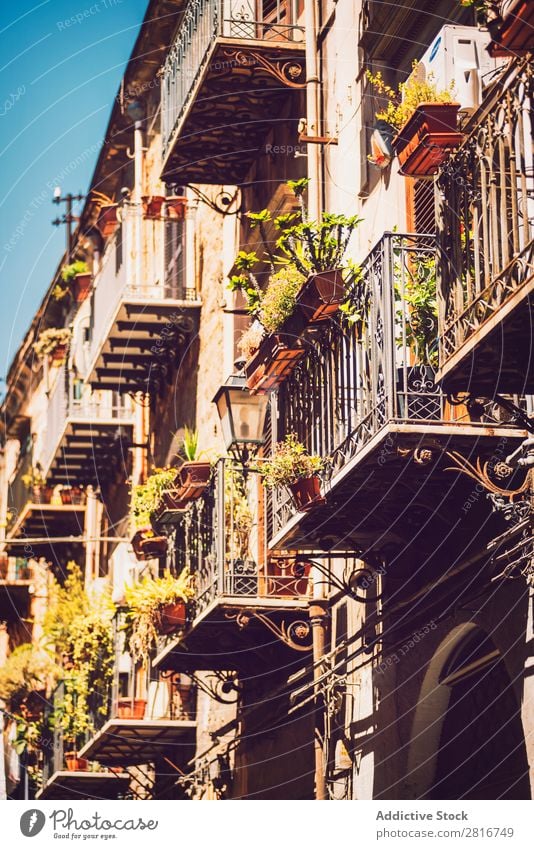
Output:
86 218 201 394
153 459 312 674
79 620 196 788
437 58 534 395
267 233 527 563
39 373 134 486
5 452 86 552
161 0 305 184
36 681 130 801
0 556 34 622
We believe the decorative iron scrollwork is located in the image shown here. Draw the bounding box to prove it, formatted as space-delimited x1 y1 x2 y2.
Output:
219 48 305 89
225 608 313 652
301 557 384 603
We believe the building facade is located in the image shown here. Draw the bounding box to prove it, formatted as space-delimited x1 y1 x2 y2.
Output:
1 0 533 800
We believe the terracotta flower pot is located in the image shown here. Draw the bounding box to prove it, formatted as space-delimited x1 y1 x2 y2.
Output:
177 462 212 500
32 486 52 504
245 333 305 395
392 103 462 177
97 203 118 237
151 488 190 531
142 195 165 219
65 754 89 772
166 196 187 220
51 344 67 365
297 269 346 323
116 698 147 720
60 487 72 505
158 600 187 635
131 528 167 561
73 272 92 303
288 475 325 512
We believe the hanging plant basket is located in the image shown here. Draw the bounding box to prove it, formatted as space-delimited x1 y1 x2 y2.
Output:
131 527 167 561
97 203 119 237
116 698 147 720
176 462 212 500
392 103 462 177
73 272 92 303
142 195 165 219
296 268 346 323
158 600 187 635
488 1 534 56
288 475 325 512
245 332 305 395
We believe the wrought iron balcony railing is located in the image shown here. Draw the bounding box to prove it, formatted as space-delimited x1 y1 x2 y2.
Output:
172 458 310 623
437 58 534 385
161 0 304 154
268 231 484 541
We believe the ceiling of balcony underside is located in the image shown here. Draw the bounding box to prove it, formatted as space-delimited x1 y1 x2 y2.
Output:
89 300 201 394
267 425 528 572
161 40 305 185
80 720 197 766
438 290 534 396
153 602 312 674
36 771 130 801
47 421 134 486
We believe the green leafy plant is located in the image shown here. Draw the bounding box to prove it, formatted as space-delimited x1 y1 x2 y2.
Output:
224 467 253 561
0 644 58 712
252 433 327 488
124 569 195 663
52 284 69 302
395 255 438 367
366 62 456 131
61 260 90 284
131 468 178 528
182 427 199 462
275 212 362 276
33 327 72 358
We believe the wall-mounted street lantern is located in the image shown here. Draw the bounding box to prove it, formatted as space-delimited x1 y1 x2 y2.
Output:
212 374 268 466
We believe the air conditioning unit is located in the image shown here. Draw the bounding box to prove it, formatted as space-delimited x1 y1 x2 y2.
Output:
411 25 502 115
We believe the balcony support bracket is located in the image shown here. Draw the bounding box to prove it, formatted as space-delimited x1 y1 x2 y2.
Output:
226 608 313 652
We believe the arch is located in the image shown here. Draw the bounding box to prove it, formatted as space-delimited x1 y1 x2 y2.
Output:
407 623 530 799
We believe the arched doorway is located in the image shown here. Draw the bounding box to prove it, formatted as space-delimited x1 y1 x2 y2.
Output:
428 629 530 799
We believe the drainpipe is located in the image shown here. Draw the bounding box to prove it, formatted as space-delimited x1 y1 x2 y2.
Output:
133 120 144 291
309 563 329 800
304 0 321 221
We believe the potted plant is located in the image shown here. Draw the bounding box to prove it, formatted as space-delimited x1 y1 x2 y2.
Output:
21 466 51 503
166 195 188 220
131 468 177 558
461 1 534 55
61 260 91 303
275 213 362 323
142 195 165 219
91 191 119 237
116 697 147 720
175 428 212 500
233 265 308 394
124 569 195 663
0 644 58 715
252 433 327 512
366 63 461 177
59 485 85 505
33 327 72 364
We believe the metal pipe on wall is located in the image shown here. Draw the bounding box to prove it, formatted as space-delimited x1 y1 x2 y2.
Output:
304 0 322 220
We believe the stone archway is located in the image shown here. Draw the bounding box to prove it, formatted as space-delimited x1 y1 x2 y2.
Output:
406 623 530 799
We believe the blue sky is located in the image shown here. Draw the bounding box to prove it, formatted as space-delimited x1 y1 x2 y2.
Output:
0 0 149 393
